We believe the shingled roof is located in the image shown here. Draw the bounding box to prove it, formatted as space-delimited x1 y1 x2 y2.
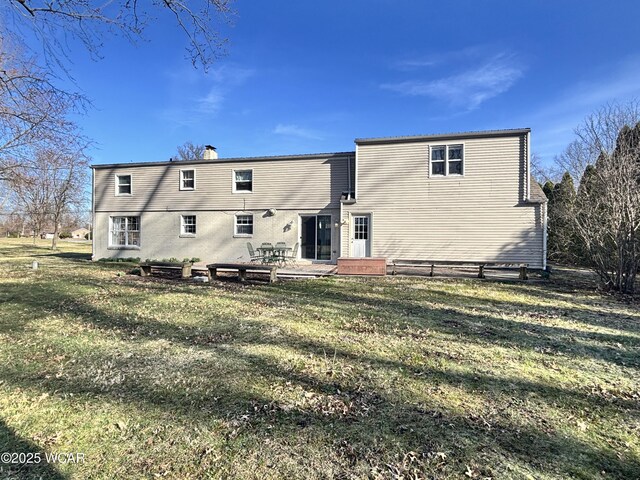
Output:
528 176 548 203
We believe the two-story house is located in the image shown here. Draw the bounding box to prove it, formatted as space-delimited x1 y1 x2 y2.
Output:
91 128 547 268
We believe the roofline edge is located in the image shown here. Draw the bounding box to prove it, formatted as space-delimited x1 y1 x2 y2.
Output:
355 128 531 145
91 151 356 170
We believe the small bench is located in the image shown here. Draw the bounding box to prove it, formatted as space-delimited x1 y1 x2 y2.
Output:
139 261 193 279
206 263 278 283
392 259 529 280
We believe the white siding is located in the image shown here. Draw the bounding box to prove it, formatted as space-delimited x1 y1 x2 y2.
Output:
342 134 545 268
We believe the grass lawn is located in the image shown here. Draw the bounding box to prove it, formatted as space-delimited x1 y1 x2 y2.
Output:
0 238 639 479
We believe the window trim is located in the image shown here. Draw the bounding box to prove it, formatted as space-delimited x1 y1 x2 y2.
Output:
232 168 253 194
430 144 465 178
430 146 446 177
115 174 132 196
234 213 254 237
180 214 197 237
108 215 140 249
179 169 196 191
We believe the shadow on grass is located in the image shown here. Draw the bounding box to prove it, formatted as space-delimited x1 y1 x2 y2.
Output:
0 418 66 480
34 252 92 262
269 280 640 369
1 269 639 477
1 324 638 478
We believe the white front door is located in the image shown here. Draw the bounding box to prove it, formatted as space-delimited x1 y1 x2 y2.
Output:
352 215 370 258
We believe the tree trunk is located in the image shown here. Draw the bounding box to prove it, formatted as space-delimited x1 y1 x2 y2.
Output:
51 223 59 250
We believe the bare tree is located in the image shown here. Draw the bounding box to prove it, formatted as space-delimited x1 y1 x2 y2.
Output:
530 151 558 184
46 149 90 249
8 144 89 248
0 180 19 235
176 141 205 161
556 100 640 183
3 0 234 72
566 109 640 293
0 40 87 179
11 162 50 243
1 0 233 178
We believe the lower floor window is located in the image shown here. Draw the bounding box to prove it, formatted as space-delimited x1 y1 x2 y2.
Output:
110 216 140 247
235 214 253 235
181 215 196 235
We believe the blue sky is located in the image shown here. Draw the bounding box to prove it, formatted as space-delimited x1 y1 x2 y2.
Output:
61 1 640 168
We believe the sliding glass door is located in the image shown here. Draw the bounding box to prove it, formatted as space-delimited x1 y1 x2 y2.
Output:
300 215 332 260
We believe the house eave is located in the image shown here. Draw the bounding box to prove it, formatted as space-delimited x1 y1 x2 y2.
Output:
355 128 531 145
91 151 356 170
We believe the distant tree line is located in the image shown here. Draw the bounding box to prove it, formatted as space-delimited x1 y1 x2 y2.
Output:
541 101 640 294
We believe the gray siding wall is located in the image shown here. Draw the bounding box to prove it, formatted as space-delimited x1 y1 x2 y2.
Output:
94 209 341 263
341 134 545 268
93 154 350 262
94 154 350 212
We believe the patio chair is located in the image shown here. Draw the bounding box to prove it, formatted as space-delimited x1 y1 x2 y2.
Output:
273 242 288 265
259 243 275 263
246 242 263 263
284 242 299 267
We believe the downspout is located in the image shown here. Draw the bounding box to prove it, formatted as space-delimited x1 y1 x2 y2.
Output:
91 167 96 260
526 131 531 201
347 155 352 200
354 144 359 201
542 201 548 270
339 188 344 260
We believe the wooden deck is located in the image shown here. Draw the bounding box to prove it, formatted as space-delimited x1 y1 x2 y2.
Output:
392 259 529 279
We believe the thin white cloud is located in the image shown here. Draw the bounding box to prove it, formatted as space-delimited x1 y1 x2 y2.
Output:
382 53 524 110
521 56 640 165
208 65 255 86
394 58 439 70
195 88 225 114
533 57 640 125
393 45 494 71
273 124 324 140
159 63 255 128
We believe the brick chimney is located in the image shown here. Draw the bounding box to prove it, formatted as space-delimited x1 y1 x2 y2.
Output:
203 145 218 160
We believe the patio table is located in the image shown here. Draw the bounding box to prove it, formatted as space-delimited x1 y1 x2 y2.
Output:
259 245 291 264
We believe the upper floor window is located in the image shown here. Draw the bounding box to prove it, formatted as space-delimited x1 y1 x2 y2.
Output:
234 214 253 236
116 174 132 195
181 215 196 236
233 169 253 193
110 216 140 247
180 169 196 190
430 145 464 176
